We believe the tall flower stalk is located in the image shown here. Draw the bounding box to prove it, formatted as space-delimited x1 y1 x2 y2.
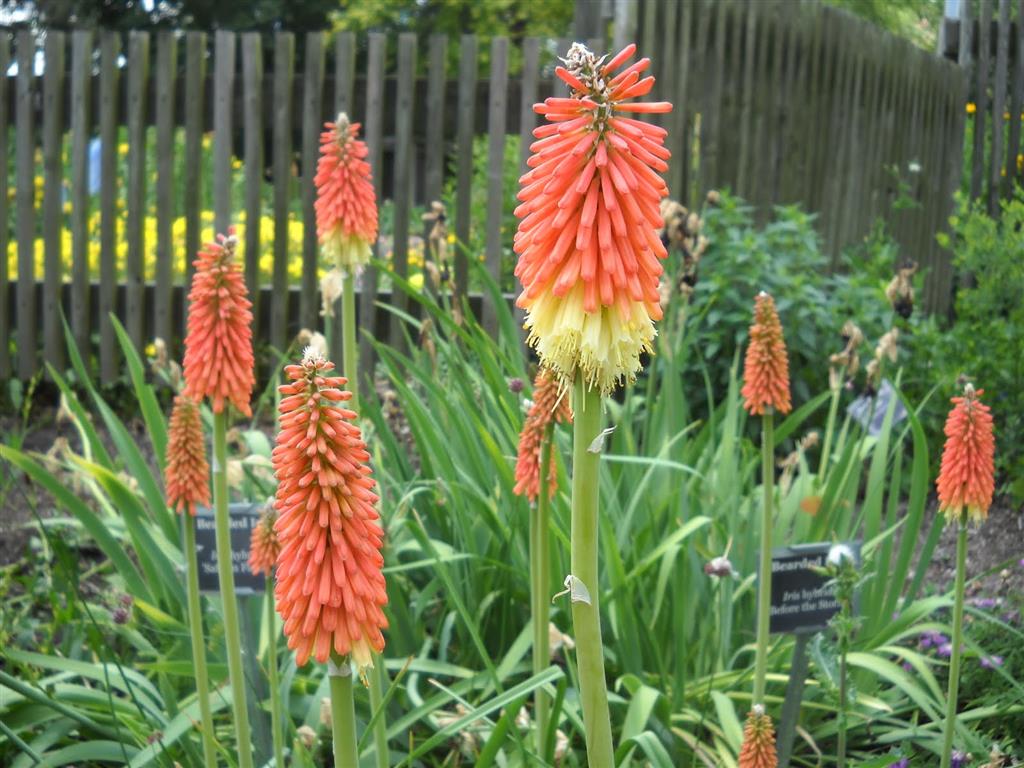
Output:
740 292 791 759
182 229 256 767
314 112 386 764
165 394 217 768
272 350 388 766
514 369 572 753
249 509 284 768
513 41 672 766
936 384 995 768
315 112 378 404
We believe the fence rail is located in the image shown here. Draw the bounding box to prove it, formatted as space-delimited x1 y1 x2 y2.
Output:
1 2 968 383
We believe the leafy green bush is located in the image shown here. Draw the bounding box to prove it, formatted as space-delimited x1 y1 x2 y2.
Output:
927 196 1024 489
684 194 900 406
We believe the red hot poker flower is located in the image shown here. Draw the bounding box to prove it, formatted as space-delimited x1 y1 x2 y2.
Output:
182 229 255 417
937 384 995 525
738 706 778 768
249 508 281 577
513 42 672 394
272 349 387 670
314 113 379 271
513 369 573 502
165 394 210 516
741 292 792 416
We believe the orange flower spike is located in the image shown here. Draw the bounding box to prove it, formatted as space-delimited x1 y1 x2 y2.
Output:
937 384 995 525
513 369 573 502
249 508 281 577
182 228 255 417
314 113 379 271
165 395 210 516
514 43 672 394
272 349 388 671
738 706 778 768
741 292 792 416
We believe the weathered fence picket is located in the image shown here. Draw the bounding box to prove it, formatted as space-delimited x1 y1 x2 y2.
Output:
1 5 970 381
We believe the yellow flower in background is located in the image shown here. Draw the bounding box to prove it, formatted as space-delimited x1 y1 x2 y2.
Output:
965 102 976 115
231 157 243 170
118 142 129 156
408 273 424 291
6 201 324 287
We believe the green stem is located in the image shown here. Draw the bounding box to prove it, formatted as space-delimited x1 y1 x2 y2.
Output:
818 385 842 487
940 519 968 768
343 269 359 407
368 661 389 768
532 425 554 757
570 377 614 768
718 577 732 673
330 656 359 768
340 267 385 765
184 518 217 768
213 410 254 768
837 650 847 768
753 411 775 707
266 575 285 768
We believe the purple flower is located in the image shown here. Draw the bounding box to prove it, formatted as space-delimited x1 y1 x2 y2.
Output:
112 606 130 625
980 655 1004 669
508 378 524 394
969 597 999 609
119 593 134 608
950 750 970 768
938 642 953 657
888 759 909 768
1018 557 1024 568
901 661 913 672
920 631 947 650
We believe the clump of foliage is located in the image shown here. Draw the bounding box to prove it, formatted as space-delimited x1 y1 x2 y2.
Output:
923 196 1024 490
683 193 898 406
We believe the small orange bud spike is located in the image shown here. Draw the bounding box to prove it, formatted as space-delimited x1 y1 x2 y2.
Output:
937 384 995 525
738 706 778 768
513 369 573 502
248 508 281 577
741 292 792 416
165 395 210 516
182 228 255 417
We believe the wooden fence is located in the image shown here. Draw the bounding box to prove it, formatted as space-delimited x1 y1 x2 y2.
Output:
939 0 1024 214
1 2 968 383
615 0 968 317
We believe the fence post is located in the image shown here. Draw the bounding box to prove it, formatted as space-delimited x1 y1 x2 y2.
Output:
125 32 150 353
16 30 37 380
99 31 120 382
271 32 295 357
301 32 325 333
358 33 386 396
389 33 416 349
482 37 509 337
181 31 206 349
42 31 65 373
0 35 9 380
154 31 177 349
453 35 478 303
70 31 92 360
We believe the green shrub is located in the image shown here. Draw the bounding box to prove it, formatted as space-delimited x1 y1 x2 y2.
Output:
928 196 1024 490
684 193 900 407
